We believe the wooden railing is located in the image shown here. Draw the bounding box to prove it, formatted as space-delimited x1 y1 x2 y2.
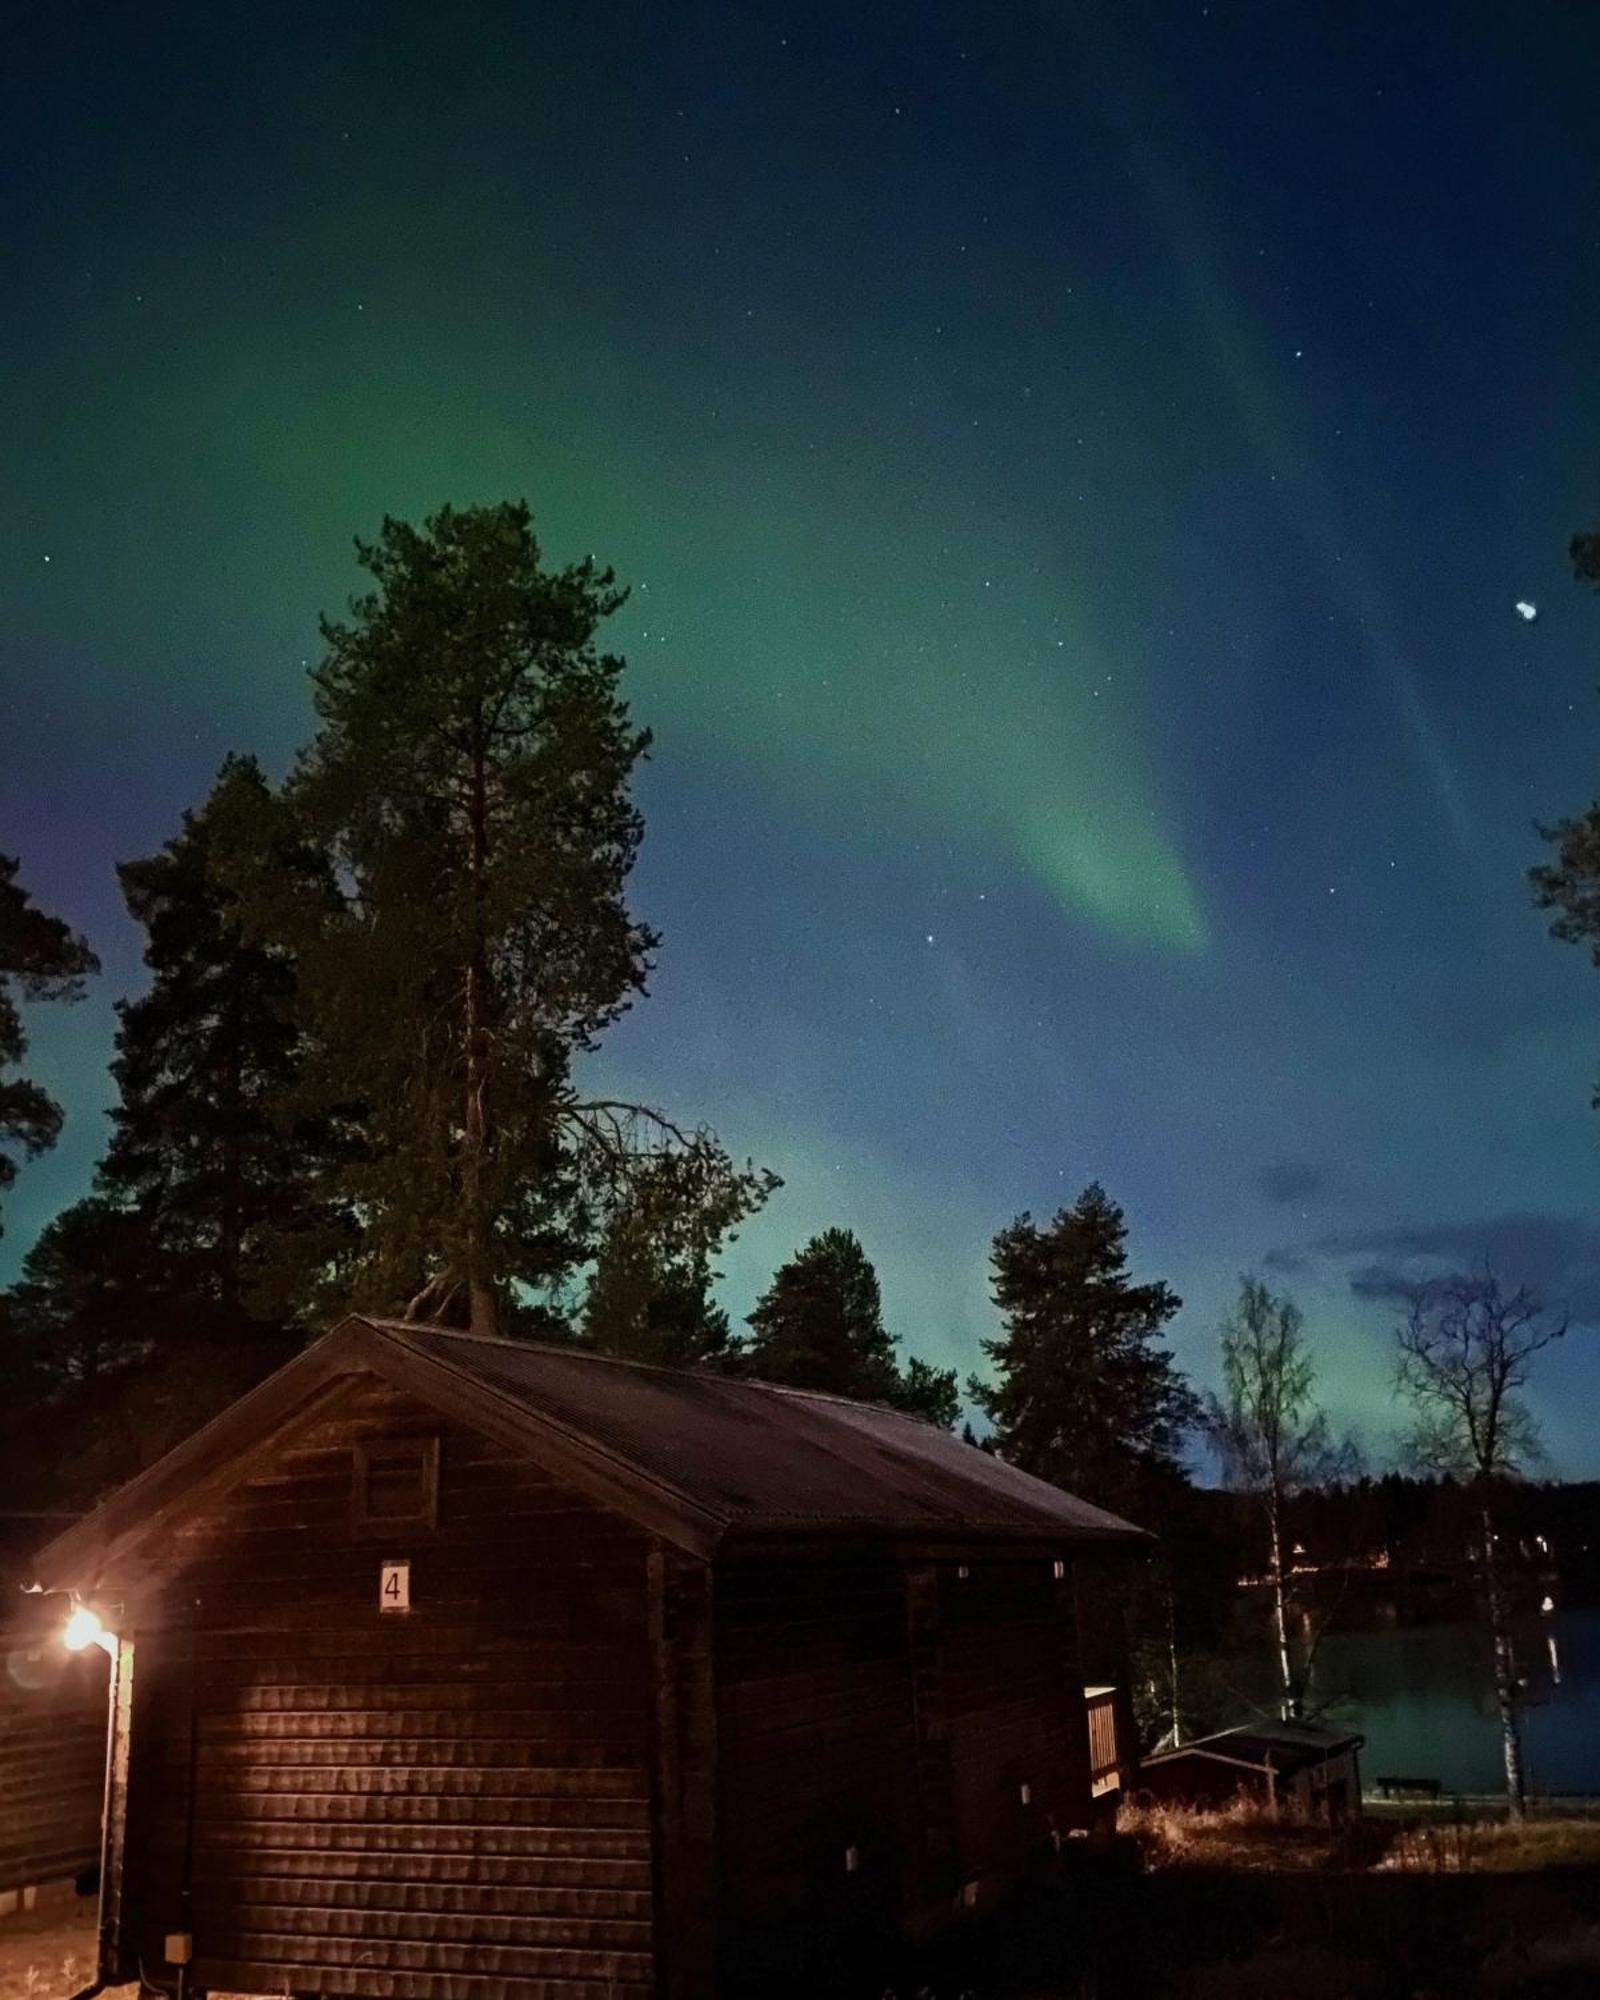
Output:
1085 1685 1120 1798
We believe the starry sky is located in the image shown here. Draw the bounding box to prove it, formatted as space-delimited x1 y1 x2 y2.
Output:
7 0 1600 1468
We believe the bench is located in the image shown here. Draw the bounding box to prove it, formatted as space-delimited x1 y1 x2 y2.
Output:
1375 1775 1442 1800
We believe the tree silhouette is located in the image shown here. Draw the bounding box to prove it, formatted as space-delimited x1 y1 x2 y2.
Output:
0 855 97 1237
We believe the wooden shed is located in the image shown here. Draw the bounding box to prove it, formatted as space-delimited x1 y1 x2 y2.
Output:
26 1315 1146 1999
0 1608 107 1913
1138 1719 1364 1820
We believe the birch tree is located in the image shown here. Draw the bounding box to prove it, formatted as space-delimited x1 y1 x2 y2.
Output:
1204 1277 1353 1720
1394 1267 1567 1819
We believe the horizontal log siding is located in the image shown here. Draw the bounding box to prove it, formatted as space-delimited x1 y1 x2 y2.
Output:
713 1558 919 1979
0 1628 106 1895
940 1561 1089 1884
119 1380 654 2000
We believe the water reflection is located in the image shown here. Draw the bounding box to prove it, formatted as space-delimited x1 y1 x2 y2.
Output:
1249 1608 1600 1795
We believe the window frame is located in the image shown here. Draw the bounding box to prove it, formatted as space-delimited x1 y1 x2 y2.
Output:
351 1435 440 1535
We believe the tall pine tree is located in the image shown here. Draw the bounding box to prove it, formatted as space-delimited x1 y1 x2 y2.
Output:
745 1228 960 1424
0 855 97 1235
228 502 769 1334
96 756 354 1332
970 1183 1198 1513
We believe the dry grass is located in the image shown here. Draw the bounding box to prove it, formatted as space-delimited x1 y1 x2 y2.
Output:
1120 1796 1600 1881
1378 1812 1600 1874
1117 1796 1352 1871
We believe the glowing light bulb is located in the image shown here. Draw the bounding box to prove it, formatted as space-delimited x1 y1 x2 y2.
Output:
62 1606 106 1653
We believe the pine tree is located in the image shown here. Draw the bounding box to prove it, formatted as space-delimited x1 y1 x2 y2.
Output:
228 502 765 1334
98 756 354 1330
583 1140 778 1367
745 1228 960 1423
0 855 97 1235
969 1182 1198 1514
6 1196 159 1390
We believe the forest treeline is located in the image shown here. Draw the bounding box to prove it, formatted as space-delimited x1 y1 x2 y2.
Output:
6 503 1600 1807
1 510 1170 1513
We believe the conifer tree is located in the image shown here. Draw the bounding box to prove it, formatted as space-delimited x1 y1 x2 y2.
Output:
228 502 768 1334
970 1182 1198 1513
97 756 354 1329
583 1140 778 1367
745 1228 960 1424
6 1196 158 1390
0 855 97 1235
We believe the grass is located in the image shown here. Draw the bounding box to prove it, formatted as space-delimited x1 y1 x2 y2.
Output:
1118 1796 1368 1871
1118 1795 1600 1876
1101 1801 1600 1996
1377 1813 1600 1874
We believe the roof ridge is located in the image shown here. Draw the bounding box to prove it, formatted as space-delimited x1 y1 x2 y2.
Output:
362 1318 938 1423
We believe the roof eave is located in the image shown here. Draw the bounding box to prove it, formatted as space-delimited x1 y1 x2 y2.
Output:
24 1316 729 1593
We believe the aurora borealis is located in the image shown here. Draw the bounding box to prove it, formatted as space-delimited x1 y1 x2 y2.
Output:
7 2 1600 1463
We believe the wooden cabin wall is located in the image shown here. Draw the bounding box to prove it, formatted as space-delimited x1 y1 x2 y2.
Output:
713 1556 921 1983
939 1560 1091 1885
0 1624 105 1900
713 1554 1090 1981
115 1379 656 2000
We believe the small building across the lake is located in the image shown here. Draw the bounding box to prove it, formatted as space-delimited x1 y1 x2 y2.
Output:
1138 1718 1365 1820
26 1315 1147 1998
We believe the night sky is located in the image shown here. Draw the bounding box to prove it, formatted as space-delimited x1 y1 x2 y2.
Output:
7 2 1600 1467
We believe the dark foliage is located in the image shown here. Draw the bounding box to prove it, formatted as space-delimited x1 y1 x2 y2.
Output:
221 502 772 1335
103 756 358 1329
0 855 97 1234
583 1138 779 1367
1531 528 1600 1024
970 1182 1200 1517
744 1227 960 1425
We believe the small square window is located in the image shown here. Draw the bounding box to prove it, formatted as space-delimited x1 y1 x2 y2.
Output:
353 1438 439 1533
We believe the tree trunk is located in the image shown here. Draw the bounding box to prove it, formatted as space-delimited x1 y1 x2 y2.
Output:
1480 1495 1527 1819
1268 1497 1298 1719
463 742 500 1340
218 994 243 1316
1167 1580 1181 1748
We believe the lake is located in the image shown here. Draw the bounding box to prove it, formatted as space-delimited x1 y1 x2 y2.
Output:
1279 1606 1600 1796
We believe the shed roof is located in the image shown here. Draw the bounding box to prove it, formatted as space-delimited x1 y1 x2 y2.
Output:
1144 1718 1364 1779
28 1314 1148 1585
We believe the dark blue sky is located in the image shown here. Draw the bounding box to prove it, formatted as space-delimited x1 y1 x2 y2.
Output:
6 1 1600 1464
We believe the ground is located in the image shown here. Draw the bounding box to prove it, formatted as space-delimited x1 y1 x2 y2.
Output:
0 1904 99 2000
12 1816 1600 1999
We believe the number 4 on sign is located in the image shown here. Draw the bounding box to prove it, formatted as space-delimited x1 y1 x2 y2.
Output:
380 1560 411 1613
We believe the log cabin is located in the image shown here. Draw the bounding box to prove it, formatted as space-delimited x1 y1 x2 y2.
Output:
25 1314 1147 1999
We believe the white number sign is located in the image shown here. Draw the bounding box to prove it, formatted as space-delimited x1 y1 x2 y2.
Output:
380 1560 411 1613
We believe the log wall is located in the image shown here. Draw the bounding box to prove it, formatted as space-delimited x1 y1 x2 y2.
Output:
115 1379 656 2000
712 1553 1089 1979
714 1556 920 1982
940 1560 1090 1889
0 1622 106 1901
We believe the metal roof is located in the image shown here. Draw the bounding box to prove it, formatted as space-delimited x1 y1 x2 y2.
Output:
362 1319 1149 1545
1144 1718 1364 1777
27 1315 1148 1588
